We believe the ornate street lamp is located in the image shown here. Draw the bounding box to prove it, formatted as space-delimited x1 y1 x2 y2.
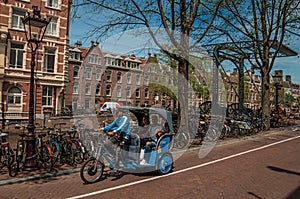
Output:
22 5 51 171
272 73 283 113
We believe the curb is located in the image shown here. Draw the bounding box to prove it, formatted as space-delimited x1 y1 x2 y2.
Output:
0 168 80 186
0 124 298 186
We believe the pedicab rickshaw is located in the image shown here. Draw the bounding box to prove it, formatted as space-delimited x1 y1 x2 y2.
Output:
80 106 174 184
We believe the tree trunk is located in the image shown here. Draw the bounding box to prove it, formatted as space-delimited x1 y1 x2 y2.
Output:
261 67 271 129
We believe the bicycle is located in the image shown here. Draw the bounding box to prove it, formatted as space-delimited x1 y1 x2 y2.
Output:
0 131 17 177
67 128 87 164
49 127 75 167
14 130 26 171
35 132 53 172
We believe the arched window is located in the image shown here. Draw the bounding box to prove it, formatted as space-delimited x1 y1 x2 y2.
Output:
7 86 22 104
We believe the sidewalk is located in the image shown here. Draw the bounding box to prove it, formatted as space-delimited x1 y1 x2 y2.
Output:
0 122 299 186
0 162 81 186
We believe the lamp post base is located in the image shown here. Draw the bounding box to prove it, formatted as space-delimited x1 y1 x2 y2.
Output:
23 135 38 171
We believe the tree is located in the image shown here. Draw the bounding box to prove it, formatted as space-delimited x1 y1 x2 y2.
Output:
214 0 300 128
284 93 295 108
71 0 223 127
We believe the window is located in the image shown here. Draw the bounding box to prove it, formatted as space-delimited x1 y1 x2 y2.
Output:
9 43 24 68
42 86 53 106
145 88 149 98
106 58 111 65
47 0 59 8
127 73 131 84
106 71 111 82
46 17 58 36
96 84 101 95
136 88 140 98
69 51 80 60
73 98 78 110
117 86 121 97
7 87 22 104
73 66 79 78
117 59 122 66
85 83 91 95
136 75 140 85
106 85 111 96
73 82 78 94
117 72 122 83
12 9 25 30
126 88 131 98
96 70 101 80
44 48 55 72
86 68 91 79
85 99 90 109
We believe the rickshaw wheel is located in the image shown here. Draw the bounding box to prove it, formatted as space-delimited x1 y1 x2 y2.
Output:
80 158 104 184
157 152 173 175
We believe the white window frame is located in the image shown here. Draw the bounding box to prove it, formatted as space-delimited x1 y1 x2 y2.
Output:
106 85 111 96
86 68 91 79
73 82 78 94
85 99 90 109
47 0 59 9
106 71 112 82
73 66 79 78
96 69 101 80
11 9 25 30
45 17 58 36
117 86 121 97
117 72 122 83
127 73 131 84
96 84 101 95
136 75 140 85
44 48 56 73
7 86 22 105
136 88 140 98
42 86 53 106
9 43 24 69
85 83 91 95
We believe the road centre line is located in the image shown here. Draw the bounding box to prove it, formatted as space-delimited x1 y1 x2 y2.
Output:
67 135 300 199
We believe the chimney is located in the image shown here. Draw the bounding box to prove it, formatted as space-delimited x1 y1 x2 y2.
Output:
286 75 291 83
75 40 82 47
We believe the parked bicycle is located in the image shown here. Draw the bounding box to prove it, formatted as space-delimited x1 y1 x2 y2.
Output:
48 126 75 167
0 131 17 177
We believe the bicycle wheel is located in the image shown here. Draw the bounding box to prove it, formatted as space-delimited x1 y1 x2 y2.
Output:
39 145 53 172
173 132 189 149
15 142 25 171
64 141 75 166
49 141 60 166
80 158 104 184
72 141 85 164
6 146 17 177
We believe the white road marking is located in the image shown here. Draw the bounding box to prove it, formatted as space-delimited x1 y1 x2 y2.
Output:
67 135 300 199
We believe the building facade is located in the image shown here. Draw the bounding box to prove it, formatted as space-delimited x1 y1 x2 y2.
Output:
0 0 70 126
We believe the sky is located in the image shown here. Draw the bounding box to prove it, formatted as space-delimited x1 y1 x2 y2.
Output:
70 14 300 84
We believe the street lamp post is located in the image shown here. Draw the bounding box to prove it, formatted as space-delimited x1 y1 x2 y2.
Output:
22 6 51 171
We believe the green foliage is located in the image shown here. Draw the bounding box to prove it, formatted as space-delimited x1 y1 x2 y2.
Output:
284 93 295 107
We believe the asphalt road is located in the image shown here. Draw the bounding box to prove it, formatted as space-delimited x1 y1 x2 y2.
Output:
0 127 299 199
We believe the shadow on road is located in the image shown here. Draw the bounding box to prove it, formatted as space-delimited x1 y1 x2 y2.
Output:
248 192 263 199
284 186 300 199
267 166 300 176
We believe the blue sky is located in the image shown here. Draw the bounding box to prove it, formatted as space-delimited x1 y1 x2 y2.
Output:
70 18 300 84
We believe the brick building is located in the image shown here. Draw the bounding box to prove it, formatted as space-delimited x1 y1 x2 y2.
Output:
0 0 71 126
